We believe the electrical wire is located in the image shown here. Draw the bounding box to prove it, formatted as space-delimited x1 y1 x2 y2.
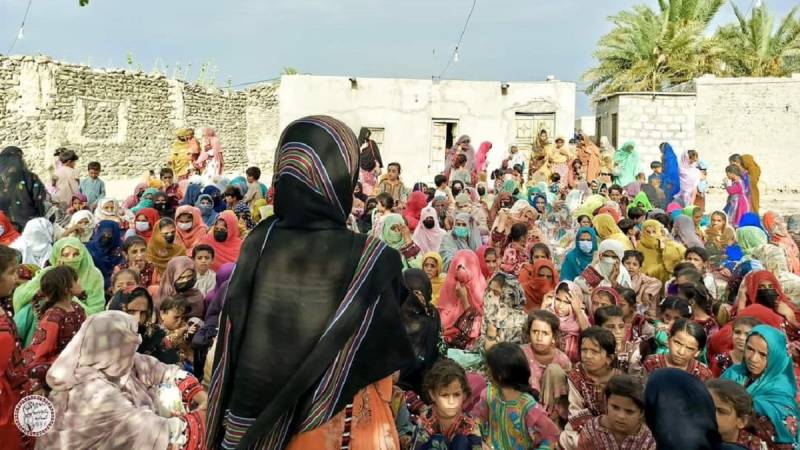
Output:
437 0 478 79
6 0 34 55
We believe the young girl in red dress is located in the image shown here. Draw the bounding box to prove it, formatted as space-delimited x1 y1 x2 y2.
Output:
21 265 86 389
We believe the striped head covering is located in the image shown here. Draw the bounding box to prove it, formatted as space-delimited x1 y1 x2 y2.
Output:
273 115 359 229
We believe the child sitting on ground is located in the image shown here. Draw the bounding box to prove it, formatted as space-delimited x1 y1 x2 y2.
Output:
577 375 655 449
472 342 560 449
159 296 201 374
409 358 482 449
706 379 764 449
192 244 216 297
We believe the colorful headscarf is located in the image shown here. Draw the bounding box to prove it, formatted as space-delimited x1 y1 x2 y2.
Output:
736 226 768 257
612 141 639 186
412 206 447 255
560 227 597 281
145 219 187 273
131 187 159 214
722 325 799 445
86 220 125 289
195 210 242 271
0 211 21 245
174 205 209 249
659 143 680 201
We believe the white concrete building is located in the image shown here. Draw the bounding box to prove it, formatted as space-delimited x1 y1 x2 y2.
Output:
279 75 576 184
574 115 596 138
593 73 800 190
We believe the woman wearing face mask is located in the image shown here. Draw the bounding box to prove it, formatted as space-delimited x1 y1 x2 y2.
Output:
156 256 205 319
581 240 633 292
195 210 242 271
125 207 159 243
86 220 124 291
437 250 487 350
145 218 186 276
560 227 598 282
151 191 175 219
412 206 447 255
13 237 106 345
722 325 799 449
174 205 208 249
439 212 482 272
195 193 219 228
130 187 159 214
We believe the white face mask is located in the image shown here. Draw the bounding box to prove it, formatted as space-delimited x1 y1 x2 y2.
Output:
135 221 150 232
601 256 617 265
177 222 193 231
578 241 593 253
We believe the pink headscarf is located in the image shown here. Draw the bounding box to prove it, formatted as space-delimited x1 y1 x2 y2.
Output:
412 206 447 254
197 127 224 176
476 141 492 172
175 205 209 249
437 249 487 346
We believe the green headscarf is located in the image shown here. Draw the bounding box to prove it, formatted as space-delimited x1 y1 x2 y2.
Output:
13 237 106 316
612 141 639 186
736 226 768 257
627 191 653 213
131 187 159 214
380 213 407 249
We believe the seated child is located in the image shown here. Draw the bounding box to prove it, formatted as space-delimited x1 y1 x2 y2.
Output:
159 296 201 374
192 244 216 297
577 375 655 449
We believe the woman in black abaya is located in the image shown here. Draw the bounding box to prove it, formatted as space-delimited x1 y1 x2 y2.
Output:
206 116 414 450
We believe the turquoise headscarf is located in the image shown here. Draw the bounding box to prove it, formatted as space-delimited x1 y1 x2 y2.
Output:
131 187 159 214
722 325 799 445
560 227 597 281
613 141 639 186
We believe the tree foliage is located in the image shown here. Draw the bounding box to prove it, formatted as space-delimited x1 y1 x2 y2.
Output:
585 0 799 97
716 3 800 77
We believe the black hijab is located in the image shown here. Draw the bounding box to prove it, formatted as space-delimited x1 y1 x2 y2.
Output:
207 116 414 449
107 287 177 364
0 146 47 232
645 368 744 450
152 191 175 219
398 268 443 393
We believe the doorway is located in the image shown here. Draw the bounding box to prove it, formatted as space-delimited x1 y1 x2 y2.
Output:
431 119 458 173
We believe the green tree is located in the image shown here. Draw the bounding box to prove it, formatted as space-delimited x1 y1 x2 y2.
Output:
716 2 800 77
584 0 725 96
282 67 299 75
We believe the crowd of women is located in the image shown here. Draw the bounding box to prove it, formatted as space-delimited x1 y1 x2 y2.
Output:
0 117 798 449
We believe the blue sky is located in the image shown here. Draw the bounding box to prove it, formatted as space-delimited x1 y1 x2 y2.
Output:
1 0 797 115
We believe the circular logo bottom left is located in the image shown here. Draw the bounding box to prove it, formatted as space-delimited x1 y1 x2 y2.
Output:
14 395 55 437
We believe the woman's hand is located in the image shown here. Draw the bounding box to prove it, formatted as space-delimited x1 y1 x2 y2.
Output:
455 282 470 310
400 224 412 243
568 292 583 313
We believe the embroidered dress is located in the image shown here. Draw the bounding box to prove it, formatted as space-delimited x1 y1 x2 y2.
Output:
473 385 559 450
643 354 712 381
21 303 86 387
410 409 482 450
577 415 656 450
0 306 36 450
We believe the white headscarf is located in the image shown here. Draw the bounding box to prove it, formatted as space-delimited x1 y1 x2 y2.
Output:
412 206 447 254
69 210 95 242
595 239 632 288
10 217 54 267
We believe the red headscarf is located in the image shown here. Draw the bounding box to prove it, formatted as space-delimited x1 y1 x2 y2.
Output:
519 259 558 312
174 205 209 250
707 304 785 363
476 245 496 279
0 211 21 245
744 270 789 306
437 249 487 346
196 210 242 271
403 191 428 231
133 208 160 242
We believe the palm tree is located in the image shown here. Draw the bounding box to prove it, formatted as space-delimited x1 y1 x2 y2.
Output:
584 0 724 96
716 2 800 77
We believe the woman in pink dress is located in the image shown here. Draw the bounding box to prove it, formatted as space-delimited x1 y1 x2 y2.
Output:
724 164 750 227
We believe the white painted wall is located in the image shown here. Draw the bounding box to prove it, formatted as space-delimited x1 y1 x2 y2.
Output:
278 75 575 184
575 116 596 138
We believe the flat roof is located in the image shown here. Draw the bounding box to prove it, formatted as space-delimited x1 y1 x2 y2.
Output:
593 91 697 102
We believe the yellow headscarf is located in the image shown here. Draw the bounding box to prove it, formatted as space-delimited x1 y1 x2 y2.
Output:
636 219 685 282
422 251 446 306
592 213 634 250
169 128 191 177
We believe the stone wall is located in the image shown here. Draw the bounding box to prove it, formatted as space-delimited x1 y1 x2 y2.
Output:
0 55 278 178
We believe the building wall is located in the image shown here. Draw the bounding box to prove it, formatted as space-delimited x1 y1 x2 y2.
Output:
693 74 800 191
0 55 277 177
595 93 696 177
278 75 576 183
574 115 596 138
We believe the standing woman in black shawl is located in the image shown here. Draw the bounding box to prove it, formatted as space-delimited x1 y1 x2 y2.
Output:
398 268 446 394
0 146 47 232
206 116 414 449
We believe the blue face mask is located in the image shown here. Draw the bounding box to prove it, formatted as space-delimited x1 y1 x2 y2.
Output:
454 225 470 238
578 240 593 254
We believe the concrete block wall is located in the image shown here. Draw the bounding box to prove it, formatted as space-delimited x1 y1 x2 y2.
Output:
693 75 800 191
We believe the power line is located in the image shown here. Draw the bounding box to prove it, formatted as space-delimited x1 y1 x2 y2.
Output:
437 0 478 79
6 0 34 55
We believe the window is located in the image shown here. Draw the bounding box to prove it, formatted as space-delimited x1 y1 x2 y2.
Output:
431 119 458 173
